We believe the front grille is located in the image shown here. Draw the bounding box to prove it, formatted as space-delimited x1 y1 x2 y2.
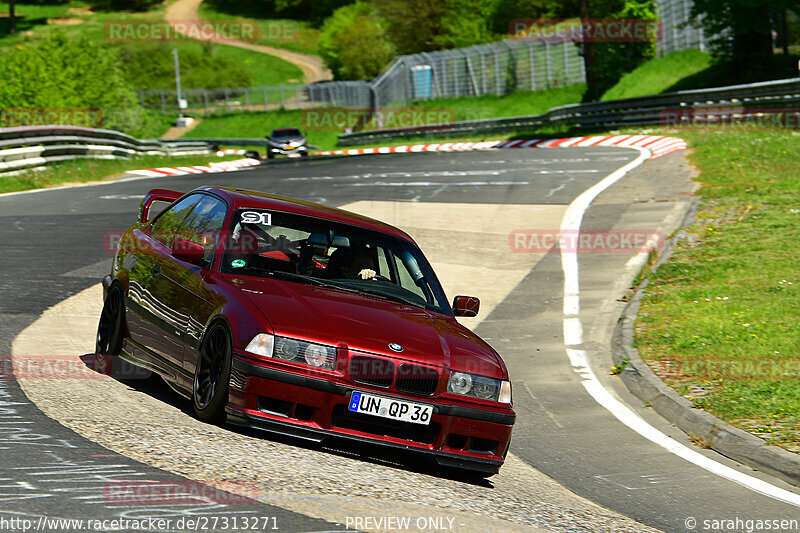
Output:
331 405 440 444
395 364 439 396
349 355 394 388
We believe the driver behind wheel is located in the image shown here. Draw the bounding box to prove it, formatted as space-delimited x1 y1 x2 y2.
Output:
326 246 377 280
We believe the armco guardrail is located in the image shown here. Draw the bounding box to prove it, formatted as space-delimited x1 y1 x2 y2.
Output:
338 77 800 146
0 125 212 174
160 138 265 147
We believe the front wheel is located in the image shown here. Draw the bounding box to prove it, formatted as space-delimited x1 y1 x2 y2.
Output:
193 322 232 423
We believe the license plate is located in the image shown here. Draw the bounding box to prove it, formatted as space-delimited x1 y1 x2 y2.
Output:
348 391 433 425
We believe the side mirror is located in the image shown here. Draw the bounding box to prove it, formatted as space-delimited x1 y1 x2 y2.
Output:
452 295 480 317
172 238 205 265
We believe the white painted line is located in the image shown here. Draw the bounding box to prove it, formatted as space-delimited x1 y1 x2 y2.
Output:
558 147 800 507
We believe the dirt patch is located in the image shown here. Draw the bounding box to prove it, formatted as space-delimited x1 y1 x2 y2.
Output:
47 17 85 26
67 6 94 15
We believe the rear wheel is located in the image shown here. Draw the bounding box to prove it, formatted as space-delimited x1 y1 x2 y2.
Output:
193 322 232 423
96 284 124 356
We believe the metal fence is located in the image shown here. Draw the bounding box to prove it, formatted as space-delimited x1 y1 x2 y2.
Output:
653 0 706 55
137 39 586 115
337 76 800 145
368 39 586 108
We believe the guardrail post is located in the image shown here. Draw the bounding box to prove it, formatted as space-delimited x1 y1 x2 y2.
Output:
160 90 166 113
203 89 209 116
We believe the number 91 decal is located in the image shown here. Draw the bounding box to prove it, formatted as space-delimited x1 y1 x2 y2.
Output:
241 211 272 225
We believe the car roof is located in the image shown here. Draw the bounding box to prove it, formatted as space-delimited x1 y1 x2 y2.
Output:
271 128 301 133
196 186 415 242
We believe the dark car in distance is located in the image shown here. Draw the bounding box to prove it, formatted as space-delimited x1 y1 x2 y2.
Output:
96 186 515 476
266 127 308 159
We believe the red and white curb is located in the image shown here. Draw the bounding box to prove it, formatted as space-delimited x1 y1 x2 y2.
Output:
314 135 687 160
126 157 261 178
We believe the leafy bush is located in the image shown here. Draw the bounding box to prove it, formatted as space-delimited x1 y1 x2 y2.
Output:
0 32 145 133
319 2 395 80
118 42 254 90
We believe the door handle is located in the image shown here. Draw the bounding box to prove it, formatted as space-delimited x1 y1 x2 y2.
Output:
152 263 161 276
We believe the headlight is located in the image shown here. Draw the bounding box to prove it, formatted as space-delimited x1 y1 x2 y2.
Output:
246 333 336 370
447 371 511 404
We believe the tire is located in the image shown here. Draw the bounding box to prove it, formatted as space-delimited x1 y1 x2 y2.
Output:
267 152 275 159
95 284 151 380
193 321 232 423
96 284 124 356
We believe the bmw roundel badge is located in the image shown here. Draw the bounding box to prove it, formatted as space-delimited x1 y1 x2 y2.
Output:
388 343 403 352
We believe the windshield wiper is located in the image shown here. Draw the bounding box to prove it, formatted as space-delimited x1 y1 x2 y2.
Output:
347 286 427 309
262 270 338 288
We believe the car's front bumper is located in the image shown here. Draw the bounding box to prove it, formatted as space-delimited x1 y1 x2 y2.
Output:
226 353 514 475
268 145 307 156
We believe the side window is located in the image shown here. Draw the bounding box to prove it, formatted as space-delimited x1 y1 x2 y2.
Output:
179 196 227 267
393 254 426 301
377 247 391 279
149 195 202 248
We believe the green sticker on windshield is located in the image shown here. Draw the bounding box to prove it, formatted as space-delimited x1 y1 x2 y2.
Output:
231 259 246 268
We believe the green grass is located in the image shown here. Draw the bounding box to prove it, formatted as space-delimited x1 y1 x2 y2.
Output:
601 50 712 101
633 127 800 452
0 2 303 88
197 4 320 55
0 152 243 194
406 84 586 120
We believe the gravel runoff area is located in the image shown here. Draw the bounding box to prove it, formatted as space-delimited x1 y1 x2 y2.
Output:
12 281 658 533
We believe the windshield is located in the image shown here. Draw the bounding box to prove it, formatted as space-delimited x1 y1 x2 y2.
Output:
221 208 452 315
271 129 302 139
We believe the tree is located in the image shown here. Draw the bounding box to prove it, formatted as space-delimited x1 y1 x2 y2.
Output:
9 0 15 35
319 2 395 80
690 0 795 81
371 0 448 54
373 0 499 54
491 0 657 101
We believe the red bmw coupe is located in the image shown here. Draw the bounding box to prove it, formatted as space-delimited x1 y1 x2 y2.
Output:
97 186 515 476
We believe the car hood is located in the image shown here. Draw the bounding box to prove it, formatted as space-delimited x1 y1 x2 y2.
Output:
228 275 504 377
